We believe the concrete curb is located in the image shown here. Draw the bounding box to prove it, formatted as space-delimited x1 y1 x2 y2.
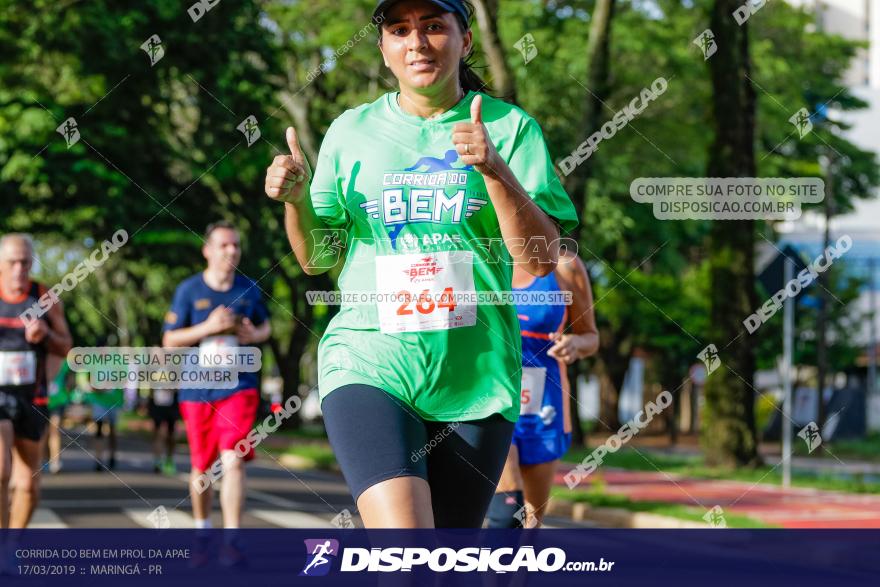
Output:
547 498 709 528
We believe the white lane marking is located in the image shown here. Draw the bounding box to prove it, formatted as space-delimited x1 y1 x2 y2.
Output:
248 488 343 515
30 508 67 528
124 508 195 529
41 499 183 508
250 509 332 528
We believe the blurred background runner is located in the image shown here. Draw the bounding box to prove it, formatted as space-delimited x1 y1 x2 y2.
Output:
149 387 179 476
77 370 123 471
43 354 72 474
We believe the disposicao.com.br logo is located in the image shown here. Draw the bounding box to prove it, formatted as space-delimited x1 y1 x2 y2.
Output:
299 539 615 574
300 539 339 576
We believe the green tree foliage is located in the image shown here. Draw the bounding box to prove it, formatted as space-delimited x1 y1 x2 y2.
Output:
0 0 876 440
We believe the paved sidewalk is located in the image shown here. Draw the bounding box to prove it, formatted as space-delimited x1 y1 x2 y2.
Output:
555 463 880 528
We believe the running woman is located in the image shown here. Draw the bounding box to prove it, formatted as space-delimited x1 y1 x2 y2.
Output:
0 234 72 528
44 354 70 474
264 0 577 528
162 221 271 530
148 387 179 476
486 251 599 528
78 368 123 471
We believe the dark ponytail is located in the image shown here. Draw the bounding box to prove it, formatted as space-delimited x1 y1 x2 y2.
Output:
459 59 488 94
457 1 490 94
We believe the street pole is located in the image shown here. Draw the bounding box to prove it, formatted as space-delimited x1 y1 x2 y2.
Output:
869 258 878 406
782 256 794 488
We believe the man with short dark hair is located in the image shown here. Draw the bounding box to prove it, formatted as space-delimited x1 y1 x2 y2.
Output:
162 223 270 534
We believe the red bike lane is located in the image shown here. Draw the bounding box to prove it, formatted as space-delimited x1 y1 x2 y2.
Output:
555 464 880 528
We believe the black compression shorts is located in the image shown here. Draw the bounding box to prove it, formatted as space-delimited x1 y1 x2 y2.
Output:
321 384 514 528
0 390 49 441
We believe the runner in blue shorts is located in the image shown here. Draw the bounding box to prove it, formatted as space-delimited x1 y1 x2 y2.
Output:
486 250 598 528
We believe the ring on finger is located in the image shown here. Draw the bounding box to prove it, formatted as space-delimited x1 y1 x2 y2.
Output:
465 143 471 155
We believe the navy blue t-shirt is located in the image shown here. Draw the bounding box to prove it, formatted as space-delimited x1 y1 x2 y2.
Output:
163 273 269 402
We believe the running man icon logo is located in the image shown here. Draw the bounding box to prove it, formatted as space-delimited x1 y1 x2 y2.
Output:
146 506 170 529
514 33 538 64
514 504 538 529
300 539 339 577
693 29 717 60
797 421 822 453
789 108 813 139
331 509 355 529
697 344 721 375
308 229 347 269
56 117 80 149
237 115 261 147
140 34 165 66
703 505 727 528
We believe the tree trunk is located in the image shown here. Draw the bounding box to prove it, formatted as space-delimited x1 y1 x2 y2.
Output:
816 152 835 428
701 0 760 467
277 54 323 164
667 380 685 446
565 0 616 243
594 353 625 432
268 268 332 429
472 0 517 102
568 361 585 447
559 0 617 445
268 334 301 429
279 88 319 164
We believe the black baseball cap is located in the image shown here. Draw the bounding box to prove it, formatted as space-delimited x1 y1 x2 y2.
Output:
372 0 469 28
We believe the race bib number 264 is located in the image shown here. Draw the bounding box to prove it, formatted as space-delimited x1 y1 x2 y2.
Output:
376 250 477 334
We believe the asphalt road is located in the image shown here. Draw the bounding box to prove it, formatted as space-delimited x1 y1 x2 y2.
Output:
31 427 592 529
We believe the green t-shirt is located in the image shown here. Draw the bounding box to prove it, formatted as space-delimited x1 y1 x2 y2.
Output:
47 359 70 410
311 90 577 423
77 371 123 409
